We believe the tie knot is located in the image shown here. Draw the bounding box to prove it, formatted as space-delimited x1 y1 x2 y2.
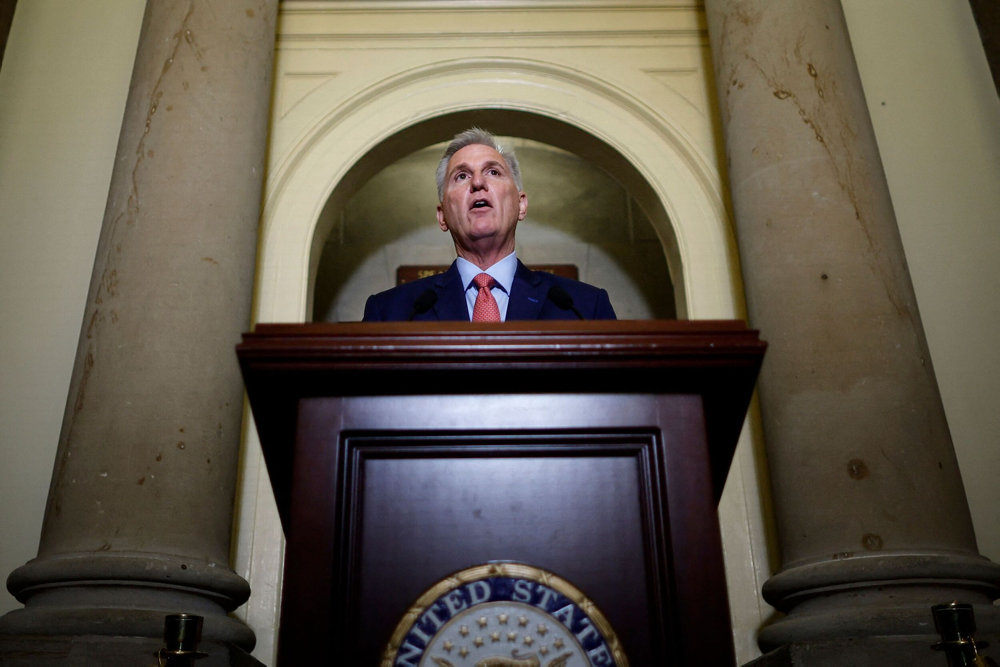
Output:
473 273 495 290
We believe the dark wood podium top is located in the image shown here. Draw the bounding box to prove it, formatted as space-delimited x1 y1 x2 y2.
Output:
237 320 765 532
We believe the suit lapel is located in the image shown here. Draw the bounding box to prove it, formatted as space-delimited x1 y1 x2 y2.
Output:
506 260 546 320
429 262 470 321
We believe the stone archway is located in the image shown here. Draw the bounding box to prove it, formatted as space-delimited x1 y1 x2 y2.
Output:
254 57 743 324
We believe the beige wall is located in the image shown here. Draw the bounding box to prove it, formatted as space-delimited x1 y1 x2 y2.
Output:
841 0 1000 563
0 0 145 617
0 2 997 665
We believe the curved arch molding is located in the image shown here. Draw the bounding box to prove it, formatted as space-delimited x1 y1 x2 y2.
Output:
256 57 744 322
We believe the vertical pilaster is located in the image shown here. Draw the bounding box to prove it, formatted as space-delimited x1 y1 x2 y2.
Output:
703 0 1000 659
1 0 278 650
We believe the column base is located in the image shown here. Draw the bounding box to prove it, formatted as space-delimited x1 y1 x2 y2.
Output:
759 551 1000 652
746 635 1000 667
1 551 254 649
0 635 265 667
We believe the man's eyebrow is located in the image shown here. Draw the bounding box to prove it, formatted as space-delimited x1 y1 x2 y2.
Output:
449 159 506 176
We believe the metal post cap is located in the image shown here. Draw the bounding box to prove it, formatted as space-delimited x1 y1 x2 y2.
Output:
163 613 203 653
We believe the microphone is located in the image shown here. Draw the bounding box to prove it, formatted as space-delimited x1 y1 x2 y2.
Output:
547 285 583 320
408 289 438 320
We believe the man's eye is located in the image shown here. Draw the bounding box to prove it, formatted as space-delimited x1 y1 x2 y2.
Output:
488 168 501 176
455 172 468 181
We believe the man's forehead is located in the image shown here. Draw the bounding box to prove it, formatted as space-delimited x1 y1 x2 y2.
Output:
447 143 507 170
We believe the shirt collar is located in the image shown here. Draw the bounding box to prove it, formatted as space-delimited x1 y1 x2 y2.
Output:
456 252 517 294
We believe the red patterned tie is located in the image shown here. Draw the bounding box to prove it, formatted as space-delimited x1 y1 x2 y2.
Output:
471 273 501 322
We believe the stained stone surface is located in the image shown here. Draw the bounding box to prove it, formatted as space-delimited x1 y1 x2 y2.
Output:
0 0 278 648
704 0 1000 652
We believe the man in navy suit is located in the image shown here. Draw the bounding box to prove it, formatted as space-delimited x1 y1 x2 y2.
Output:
363 128 616 322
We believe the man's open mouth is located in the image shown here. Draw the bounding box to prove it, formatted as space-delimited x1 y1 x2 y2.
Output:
471 199 490 209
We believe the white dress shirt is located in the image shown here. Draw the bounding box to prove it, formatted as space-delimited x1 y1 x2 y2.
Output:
455 252 518 321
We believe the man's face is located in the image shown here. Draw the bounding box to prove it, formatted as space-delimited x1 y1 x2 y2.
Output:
437 143 527 263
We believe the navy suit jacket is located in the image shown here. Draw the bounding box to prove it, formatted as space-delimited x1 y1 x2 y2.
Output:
362 260 616 321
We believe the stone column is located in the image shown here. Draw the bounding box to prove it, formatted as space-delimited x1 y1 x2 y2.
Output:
1 0 278 652
703 0 1000 661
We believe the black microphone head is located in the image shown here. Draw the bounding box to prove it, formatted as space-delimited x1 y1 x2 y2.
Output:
547 285 584 319
547 285 574 310
410 289 438 319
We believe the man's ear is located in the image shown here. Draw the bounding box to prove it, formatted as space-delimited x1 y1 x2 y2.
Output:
436 205 448 232
517 192 528 221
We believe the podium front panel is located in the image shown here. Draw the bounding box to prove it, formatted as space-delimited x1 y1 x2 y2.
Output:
280 392 730 665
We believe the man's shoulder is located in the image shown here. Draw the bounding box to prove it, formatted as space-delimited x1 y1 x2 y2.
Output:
519 263 604 295
550 273 605 295
515 262 617 320
363 264 461 321
370 273 439 300
364 275 434 316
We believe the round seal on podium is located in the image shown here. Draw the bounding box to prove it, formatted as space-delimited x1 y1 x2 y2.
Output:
382 562 629 667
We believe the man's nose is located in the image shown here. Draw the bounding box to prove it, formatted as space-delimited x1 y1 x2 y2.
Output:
470 172 486 190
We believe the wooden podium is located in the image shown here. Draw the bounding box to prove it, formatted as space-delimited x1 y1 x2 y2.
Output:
237 321 765 665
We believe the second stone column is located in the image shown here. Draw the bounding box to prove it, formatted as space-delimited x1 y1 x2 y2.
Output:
704 0 1000 661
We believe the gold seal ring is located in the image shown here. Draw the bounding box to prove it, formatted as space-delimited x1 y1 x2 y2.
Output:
382 562 629 667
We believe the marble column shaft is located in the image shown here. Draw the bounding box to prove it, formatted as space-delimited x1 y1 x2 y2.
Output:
704 0 1000 650
2 0 278 647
